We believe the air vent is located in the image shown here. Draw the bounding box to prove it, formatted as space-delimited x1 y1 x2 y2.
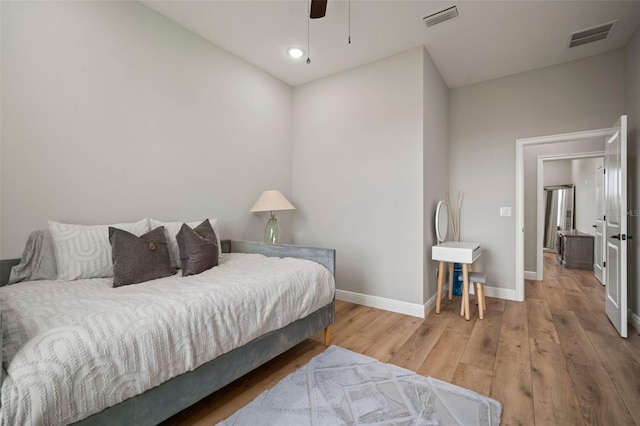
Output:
569 21 617 48
423 5 459 27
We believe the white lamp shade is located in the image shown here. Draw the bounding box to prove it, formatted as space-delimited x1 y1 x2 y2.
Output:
250 190 296 213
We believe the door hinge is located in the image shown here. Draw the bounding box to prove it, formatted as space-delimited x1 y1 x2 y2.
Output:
604 215 606 221
604 261 606 267
604 169 606 174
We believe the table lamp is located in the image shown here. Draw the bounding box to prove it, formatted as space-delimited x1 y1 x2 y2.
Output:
250 190 296 243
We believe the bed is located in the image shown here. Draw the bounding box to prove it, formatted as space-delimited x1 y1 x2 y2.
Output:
0 238 336 425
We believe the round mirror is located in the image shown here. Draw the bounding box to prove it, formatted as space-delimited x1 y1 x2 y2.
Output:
435 200 448 243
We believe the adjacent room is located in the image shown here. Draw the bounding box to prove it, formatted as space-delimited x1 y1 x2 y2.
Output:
1 1 640 425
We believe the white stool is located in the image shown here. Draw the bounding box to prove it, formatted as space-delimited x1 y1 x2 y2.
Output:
458 272 487 319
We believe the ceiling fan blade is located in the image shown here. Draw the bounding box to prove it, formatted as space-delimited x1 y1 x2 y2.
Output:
310 0 327 19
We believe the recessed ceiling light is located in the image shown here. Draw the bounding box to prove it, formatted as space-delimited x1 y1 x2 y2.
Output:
288 48 304 59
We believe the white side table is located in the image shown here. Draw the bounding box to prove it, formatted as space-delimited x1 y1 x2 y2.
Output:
432 241 482 320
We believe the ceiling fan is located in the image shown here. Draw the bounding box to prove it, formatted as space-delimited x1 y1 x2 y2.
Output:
310 0 327 19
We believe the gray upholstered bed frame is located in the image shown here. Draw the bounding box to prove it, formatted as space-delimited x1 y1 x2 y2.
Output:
0 240 336 425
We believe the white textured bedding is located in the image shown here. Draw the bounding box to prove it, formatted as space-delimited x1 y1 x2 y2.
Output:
0 253 335 425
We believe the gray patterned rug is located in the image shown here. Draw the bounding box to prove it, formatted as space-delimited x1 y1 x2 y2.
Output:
219 346 502 425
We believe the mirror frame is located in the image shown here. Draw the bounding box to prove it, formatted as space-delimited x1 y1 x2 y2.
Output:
435 200 448 244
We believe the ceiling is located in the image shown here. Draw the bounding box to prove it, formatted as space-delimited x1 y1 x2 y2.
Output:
141 0 640 88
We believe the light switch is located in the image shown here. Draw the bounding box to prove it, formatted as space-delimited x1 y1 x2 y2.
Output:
500 207 512 217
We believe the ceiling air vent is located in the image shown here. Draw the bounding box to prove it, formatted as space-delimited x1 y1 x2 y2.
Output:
423 5 459 27
569 21 617 48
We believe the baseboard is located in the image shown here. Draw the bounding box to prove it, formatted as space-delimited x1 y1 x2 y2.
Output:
423 292 437 318
628 309 640 334
335 285 518 319
524 271 537 280
335 289 425 318
484 286 519 301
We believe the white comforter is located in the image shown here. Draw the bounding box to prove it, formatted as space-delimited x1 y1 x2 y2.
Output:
0 253 335 425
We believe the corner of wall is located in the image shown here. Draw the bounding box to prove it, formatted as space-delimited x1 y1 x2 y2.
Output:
291 47 429 306
421 45 449 305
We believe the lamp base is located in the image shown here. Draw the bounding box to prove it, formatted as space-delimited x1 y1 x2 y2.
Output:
264 215 281 244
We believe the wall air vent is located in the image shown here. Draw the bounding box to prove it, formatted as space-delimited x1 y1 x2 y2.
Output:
423 5 459 27
569 21 617 48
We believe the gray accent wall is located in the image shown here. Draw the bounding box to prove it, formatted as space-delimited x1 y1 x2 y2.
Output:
0 1 294 258
449 50 625 295
292 47 448 307
626 29 640 322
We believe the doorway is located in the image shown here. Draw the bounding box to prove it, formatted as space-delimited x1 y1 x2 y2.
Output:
515 127 613 301
535 153 605 282
516 117 629 339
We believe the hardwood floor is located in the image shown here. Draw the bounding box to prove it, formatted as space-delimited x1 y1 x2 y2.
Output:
164 253 640 425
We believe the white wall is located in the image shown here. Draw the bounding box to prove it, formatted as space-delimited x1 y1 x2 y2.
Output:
292 47 447 310
571 157 602 235
0 1 293 258
626 29 640 322
450 51 625 294
543 160 572 186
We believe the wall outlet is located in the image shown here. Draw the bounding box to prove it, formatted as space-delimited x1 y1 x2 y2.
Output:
500 207 512 217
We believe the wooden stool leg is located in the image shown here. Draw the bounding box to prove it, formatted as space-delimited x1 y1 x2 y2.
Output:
482 283 487 310
474 282 479 305
460 277 465 317
448 263 454 300
462 264 470 320
471 262 478 306
436 261 445 314
477 285 484 320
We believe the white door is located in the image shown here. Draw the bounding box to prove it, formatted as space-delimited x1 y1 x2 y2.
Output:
594 161 605 285
604 115 627 338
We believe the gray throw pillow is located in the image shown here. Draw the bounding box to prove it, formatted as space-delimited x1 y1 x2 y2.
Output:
9 230 58 284
176 219 219 277
109 226 176 287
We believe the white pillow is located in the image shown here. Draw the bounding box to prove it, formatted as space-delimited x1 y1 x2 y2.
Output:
48 219 150 281
149 218 221 269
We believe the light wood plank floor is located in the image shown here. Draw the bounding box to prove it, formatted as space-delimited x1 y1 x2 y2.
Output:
164 253 640 425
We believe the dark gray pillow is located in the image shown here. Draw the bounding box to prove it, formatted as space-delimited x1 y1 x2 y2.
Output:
176 219 219 277
109 226 176 287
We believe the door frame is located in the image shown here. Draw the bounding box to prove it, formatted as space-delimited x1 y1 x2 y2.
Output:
535 152 604 281
595 161 606 285
515 128 613 301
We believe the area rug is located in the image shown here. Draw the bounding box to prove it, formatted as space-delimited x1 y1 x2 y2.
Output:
218 346 502 425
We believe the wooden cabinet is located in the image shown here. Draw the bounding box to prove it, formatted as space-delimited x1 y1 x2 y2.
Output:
557 231 594 270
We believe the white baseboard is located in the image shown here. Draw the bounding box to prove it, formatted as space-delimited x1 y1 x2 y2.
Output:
629 309 640 334
484 286 519 301
336 285 518 319
524 271 537 281
423 292 437 317
335 289 425 318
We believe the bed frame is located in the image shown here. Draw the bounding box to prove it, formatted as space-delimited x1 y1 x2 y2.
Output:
0 240 336 425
